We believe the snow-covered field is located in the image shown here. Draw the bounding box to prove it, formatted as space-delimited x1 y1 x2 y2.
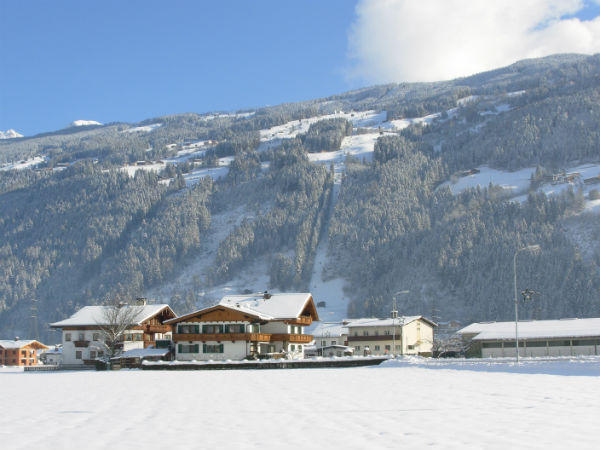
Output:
122 123 162 133
0 155 45 171
1 357 599 449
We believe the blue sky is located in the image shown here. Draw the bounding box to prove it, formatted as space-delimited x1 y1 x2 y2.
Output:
1 0 600 136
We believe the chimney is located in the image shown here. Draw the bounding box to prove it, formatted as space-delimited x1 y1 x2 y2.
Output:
136 297 148 306
263 290 271 300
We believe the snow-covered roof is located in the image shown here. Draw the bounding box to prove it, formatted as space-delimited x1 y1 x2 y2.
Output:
50 304 173 328
457 318 600 340
166 293 319 324
346 316 436 328
111 348 170 360
0 340 48 350
219 293 316 320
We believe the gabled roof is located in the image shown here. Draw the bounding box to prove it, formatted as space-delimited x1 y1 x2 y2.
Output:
346 316 437 328
49 304 174 328
219 293 319 321
165 292 319 324
457 318 600 340
0 340 48 350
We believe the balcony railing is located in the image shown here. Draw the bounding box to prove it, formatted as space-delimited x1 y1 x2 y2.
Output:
73 340 90 348
285 316 313 326
270 334 313 343
143 324 171 334
172 333 272 342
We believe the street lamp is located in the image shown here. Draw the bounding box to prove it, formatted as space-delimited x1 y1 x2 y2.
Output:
513 244 540 363
392 290 409 357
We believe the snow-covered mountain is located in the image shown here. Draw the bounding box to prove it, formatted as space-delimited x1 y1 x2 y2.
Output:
0 129 24 139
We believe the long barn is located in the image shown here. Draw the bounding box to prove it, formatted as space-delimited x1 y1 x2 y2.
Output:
457 318 600 358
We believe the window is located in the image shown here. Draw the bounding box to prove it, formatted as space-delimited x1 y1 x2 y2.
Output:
374 345 380 351
134 334 143 341
178 324 200 334
202 324 224 334
97 351 104 357
374 331 379 336
572 339 597 346
178 344 199 353
525 341 547 348
75 351 82 360
321 340 327 346
384 330 391 335
482 342 503 349
78 333 85 341
548 340 571 347
363 331 369 336
65 333 71 342
225 324 245 333
203 344 224 353
93 333 100 341
331 340 337 346
290 345 295 351
355 346 361 351
385 345 391 351
407 345 414 350
90 351 97 359
395 345 401 351
354 331 358 336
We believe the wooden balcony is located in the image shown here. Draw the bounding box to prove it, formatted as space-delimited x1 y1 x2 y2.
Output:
285 316 313 326
73 340 90 348
271 334 313 343
172 333 272 342
143 324 171 334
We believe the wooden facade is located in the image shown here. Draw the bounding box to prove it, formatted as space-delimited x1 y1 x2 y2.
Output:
165 293 320 361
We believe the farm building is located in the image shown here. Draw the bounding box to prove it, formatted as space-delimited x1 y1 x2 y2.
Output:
457 318 600 357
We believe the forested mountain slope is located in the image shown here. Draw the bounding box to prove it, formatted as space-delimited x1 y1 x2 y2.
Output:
1 53 600 342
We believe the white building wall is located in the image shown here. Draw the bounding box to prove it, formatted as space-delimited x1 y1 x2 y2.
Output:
176 341 248 361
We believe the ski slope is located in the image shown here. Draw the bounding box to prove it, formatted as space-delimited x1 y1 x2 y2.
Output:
2 357 599 450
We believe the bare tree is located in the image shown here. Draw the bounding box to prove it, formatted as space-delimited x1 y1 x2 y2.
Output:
94 297 145 363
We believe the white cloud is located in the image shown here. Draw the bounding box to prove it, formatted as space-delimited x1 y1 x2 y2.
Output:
347 0 600 83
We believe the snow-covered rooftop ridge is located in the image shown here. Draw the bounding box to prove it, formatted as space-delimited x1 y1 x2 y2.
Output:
219 292 314 320
346 316 433 327
0 340 46 349
457 318 600 340
50 304 172 327
70 120 102 127
0 129 24 139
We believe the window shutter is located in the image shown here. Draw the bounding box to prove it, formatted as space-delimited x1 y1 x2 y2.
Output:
203 344 206 353
224 324 229 333
178 344 182 353
194 324 199 334
219 344 224 353
194 344 199 353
